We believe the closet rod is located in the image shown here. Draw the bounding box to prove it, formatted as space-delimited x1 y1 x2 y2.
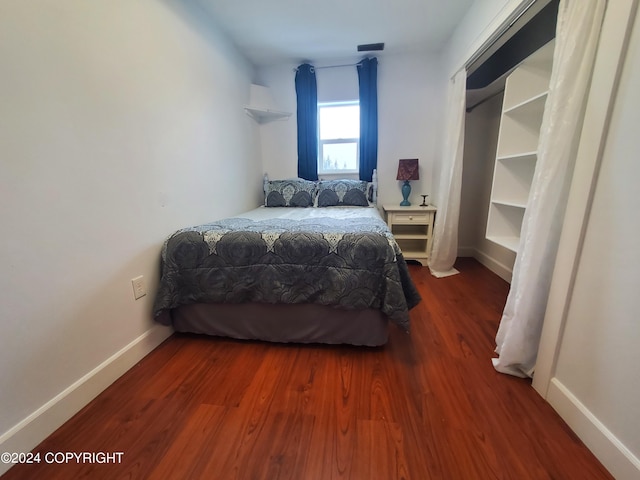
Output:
466 89 504 113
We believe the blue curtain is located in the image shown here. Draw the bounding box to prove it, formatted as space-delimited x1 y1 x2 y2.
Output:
295 63 318 181
357 57 378 182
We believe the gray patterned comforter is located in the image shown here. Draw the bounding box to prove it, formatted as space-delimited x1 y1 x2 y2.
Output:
152 214 420 331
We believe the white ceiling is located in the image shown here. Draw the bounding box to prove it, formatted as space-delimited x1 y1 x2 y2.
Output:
198 0 475 66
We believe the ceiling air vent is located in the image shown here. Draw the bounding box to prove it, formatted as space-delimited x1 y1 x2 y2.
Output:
357 43 385 52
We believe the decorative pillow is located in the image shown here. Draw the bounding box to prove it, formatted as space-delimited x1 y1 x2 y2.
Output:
264 179 316 207
317 179 370 207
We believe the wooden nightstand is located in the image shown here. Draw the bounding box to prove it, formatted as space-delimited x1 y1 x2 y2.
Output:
383 204 437 265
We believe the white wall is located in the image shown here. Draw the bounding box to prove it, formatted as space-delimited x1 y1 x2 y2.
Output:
550 5 640 476
432 0 519 204
378 53 444 208
444 0 519 75
0 0 260 466
256 52 446 207
253 62 298 180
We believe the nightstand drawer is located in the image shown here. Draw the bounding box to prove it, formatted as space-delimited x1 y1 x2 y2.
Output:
391 212 430 223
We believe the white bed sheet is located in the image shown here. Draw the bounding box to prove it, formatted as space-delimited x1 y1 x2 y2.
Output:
235 205 384 222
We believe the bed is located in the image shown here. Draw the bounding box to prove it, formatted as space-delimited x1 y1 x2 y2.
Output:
152 174 421 346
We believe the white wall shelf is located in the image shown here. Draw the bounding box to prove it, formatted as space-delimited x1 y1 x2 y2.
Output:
244 107 291 123
486 40 555 253
244 84 291 123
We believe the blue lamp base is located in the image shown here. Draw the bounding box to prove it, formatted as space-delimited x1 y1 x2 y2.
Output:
400 180 411 206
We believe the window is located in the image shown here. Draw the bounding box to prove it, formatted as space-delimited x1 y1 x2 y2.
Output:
318 102 359 174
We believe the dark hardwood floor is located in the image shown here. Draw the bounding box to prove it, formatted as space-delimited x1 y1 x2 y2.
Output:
2 258 612 479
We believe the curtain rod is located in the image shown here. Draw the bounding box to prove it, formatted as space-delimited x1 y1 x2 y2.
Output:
293 57 377 72
315 63 359 70
294 60 372 72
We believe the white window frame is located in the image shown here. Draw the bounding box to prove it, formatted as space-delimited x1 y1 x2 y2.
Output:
317 101 360 175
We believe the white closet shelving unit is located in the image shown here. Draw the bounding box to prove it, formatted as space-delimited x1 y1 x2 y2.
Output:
486 40 555 252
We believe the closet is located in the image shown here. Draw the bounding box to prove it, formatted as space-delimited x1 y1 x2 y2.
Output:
458 0 558 283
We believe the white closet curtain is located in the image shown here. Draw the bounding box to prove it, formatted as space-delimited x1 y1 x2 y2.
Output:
493 0 606 377
429 68 466 278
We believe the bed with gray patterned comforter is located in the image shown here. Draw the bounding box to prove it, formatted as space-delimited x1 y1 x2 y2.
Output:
152 207 420 332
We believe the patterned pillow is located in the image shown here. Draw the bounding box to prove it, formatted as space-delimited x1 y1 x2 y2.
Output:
264 179 316 207
317 180 369 207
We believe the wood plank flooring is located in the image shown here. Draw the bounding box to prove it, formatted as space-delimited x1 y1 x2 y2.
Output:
1 258 613 479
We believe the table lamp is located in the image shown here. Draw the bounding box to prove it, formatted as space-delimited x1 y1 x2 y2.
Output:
396 158 419 206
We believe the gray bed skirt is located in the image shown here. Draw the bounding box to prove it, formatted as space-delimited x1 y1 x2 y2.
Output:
166 303 390 347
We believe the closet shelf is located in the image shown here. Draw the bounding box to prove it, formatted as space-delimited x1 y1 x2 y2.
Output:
486 235 520 253
503 91 548 118
491 200 528 209
497 152 538 162
503 90 549 115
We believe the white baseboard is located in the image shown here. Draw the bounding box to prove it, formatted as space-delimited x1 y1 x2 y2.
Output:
457 246 513 283
547 378 640 480
0 324 172 476
469 248 513 283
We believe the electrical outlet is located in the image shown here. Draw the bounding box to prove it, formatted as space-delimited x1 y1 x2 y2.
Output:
131 275 146 300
